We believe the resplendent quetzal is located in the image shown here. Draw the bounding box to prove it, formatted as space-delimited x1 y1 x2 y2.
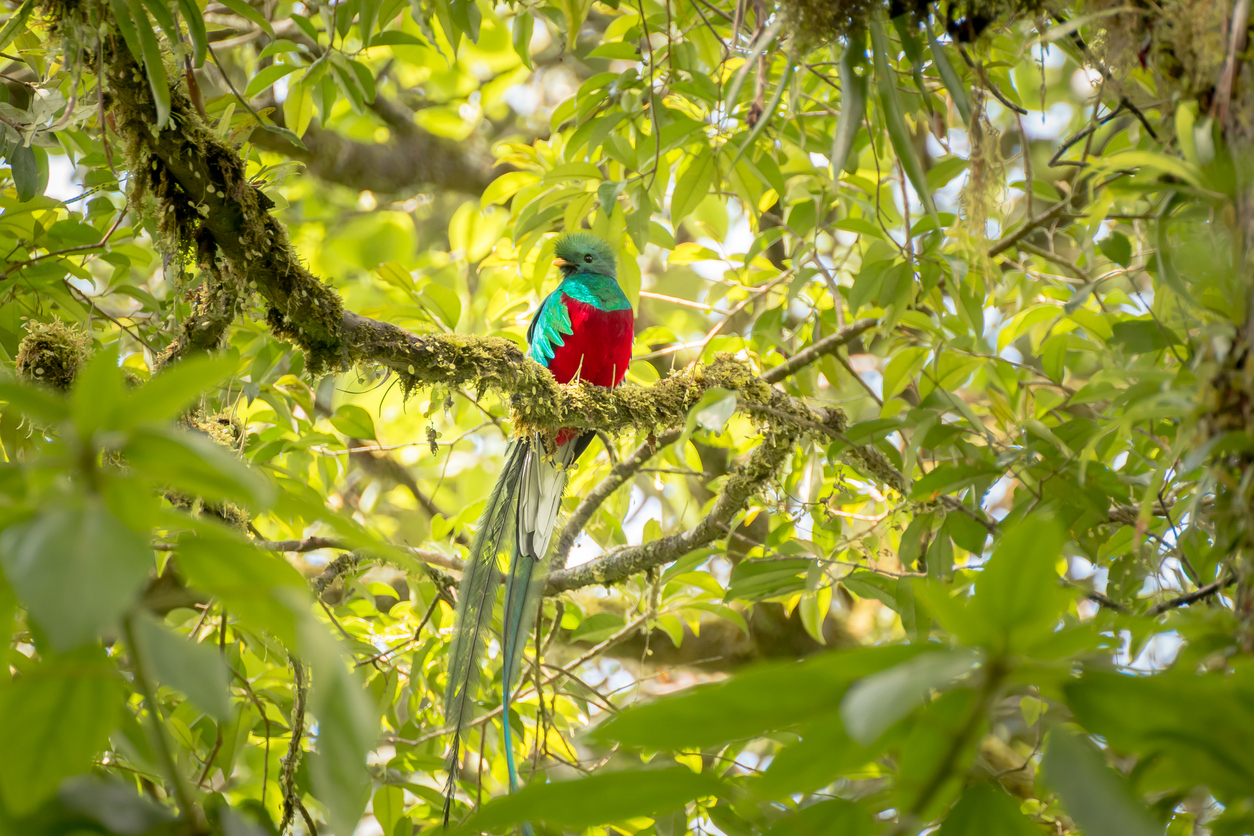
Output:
442 231 634 825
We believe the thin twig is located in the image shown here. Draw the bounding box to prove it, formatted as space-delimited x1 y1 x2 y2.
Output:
279 657 308 835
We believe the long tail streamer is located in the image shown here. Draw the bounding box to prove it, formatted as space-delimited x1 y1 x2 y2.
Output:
442 440 527 826
443 433 586 832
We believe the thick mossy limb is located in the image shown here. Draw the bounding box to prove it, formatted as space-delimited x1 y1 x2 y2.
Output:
106 47 346 376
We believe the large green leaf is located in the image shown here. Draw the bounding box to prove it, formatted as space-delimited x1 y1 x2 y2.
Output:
115 355 237 429
971 516 1070 651
595 644 927 749
453 767 723 832
124 427 274 509
840 648 979 744
753 719 885 798
132 614 233 722
937 785 1038 836
765 798 875 836
1065 671 1254 799
869 16 939 227
175 533 307 647
0 647 126 815
0 382 70 424
1042 729 1163 836
303 617 379 836
0 500 152 651
126 0 171 130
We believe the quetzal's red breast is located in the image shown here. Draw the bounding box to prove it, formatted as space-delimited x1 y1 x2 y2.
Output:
546 296 634 388
528 271 634 446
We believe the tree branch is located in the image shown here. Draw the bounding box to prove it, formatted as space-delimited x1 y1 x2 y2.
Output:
248 108 498 196
545 422 808 593
760 318 877 384
552 428 683 571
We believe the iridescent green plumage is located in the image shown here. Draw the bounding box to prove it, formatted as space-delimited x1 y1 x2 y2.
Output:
528 273 630 367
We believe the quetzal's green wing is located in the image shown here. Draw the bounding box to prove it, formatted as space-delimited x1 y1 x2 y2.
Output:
526 287 573 368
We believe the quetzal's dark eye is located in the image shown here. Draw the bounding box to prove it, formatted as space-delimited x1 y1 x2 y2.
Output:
584 254 593 263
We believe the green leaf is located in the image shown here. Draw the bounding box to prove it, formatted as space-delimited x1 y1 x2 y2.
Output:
732 57 795 166
840 649 978 745
938 785 1038 836
127 0 172 131
0 501 152 651
1099 231 1133 267
1065 671 1254 798
1042 729 1163 836
1110 319 1181 354
0 0 37 54
177 0 208 66
882 345 928 402
927 23 972 123
176 532 308 647
70 346 127 439
115 354 236 429
897 512 933 569
571 611 626 643
284 77 315 139
138 0 179 45
671 149 716 227
109 0 144 62
419 284 462 329
945 508 989 554
124 427 274 509
330 404 377 440
0 381 70 424
896 575 931 642
6 141 39 202
303 616 379 836
690 387 737 433
754 720 883 799
831 42 868 177
596 644 926 749
358 0 381 47
215 0 274 36
870 17 940 228
512 11 534 68
896 689 979 818
841 571 898 608
132 614 233 721
725 557 809 601
371 30 426 46
0 647 126 816
971 515 1069 649
909 462 1000 501
373 785 405 835
453 768 723 832
245 63 300 99
765 798 875 836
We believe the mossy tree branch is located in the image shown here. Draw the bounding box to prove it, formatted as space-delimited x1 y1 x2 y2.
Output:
106 47 880 444
98 43 908 605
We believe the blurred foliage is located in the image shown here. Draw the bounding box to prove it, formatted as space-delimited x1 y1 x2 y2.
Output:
2 0 1254 833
